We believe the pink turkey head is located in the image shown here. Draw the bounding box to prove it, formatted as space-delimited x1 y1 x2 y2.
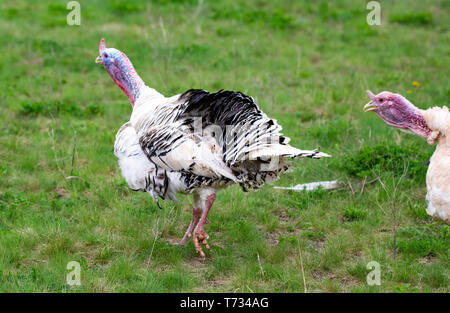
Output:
364 90 432 139
95 38 144 106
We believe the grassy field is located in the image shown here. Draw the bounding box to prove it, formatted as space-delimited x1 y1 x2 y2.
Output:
0 0 448 292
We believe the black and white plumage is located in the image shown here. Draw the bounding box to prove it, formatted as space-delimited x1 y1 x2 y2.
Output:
96 39 330 257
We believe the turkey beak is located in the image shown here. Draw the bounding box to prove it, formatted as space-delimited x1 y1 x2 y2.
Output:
364 101 377 112
95 56 103 64
364 90 377 112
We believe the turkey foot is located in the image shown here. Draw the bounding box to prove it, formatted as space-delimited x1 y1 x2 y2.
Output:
192 193 216 257
193 227 210 258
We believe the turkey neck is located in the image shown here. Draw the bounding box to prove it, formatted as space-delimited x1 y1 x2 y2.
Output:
111 54 145 107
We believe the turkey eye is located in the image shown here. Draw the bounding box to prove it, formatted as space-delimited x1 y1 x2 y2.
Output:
379 98 384 102
103 53 108 58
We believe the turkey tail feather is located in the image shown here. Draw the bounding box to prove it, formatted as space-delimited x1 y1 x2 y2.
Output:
292 150 331 159
248 145 330 160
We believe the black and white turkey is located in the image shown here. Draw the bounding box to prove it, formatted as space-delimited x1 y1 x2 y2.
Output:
95 39 330 257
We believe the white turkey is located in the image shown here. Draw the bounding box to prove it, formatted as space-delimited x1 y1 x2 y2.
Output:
365 91 449 224
95 39 330 257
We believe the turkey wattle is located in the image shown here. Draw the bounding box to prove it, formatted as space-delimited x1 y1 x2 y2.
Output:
96 39 330 257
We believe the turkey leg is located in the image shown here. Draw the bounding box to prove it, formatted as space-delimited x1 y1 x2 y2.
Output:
179 208 202 246
193 193 216 257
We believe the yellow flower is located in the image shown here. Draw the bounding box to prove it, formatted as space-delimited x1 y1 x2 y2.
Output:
412 81 421 87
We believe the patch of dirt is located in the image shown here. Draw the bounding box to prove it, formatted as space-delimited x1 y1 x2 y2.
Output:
162 235 181 246
207 278 232 288
28 244 50 265
273 209 290 224
184 257 210 273
93 227 105 235
353 250 365 262
22 58 43 66
311 239 326 251
265 231 281 246
192 278 234 292
340 275 360 287
209 233 225 249
311 270 325 279
419 255 436 264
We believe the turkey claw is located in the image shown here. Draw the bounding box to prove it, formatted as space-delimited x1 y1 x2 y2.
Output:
193 228 210 258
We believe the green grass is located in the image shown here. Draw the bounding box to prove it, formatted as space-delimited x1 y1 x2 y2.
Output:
0 0 449 292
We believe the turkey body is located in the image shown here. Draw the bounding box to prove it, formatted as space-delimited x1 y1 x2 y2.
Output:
422 107 450 223
97 39 328 256
114 86 323 207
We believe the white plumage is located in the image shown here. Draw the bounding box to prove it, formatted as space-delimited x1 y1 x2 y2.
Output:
421 107 450 223
365 91 450 224
115 85 329 204
97 39 329 256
